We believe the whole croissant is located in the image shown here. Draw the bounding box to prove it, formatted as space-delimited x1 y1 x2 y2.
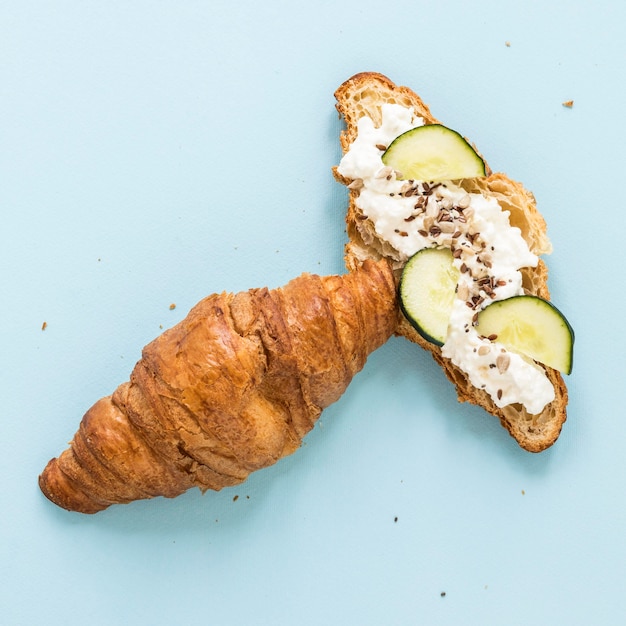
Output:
39 259 397 513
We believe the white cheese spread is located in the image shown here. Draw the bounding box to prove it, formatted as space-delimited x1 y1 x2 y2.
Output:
337 104 554 414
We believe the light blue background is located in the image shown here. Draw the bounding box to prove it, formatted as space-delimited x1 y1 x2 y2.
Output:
1 1 623 624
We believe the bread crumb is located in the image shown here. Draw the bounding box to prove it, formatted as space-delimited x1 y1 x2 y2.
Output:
505 41 511 47
521 489 525 495
169 303 176 310
41 321 47 331
440 592 446 597
233 495 239 502
562 100 574 108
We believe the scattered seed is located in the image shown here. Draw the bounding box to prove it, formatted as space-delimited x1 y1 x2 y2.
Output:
480 255 493 269
376 143 387 151
375 166 394 179
457 194 471 209
438 221 456 233
496 353 511 373
478 345 491 356
348 178 364 190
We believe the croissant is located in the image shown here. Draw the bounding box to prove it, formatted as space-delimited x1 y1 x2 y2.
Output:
39 259 397 513
333 72 569 452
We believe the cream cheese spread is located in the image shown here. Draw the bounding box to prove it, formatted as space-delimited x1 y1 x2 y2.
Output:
337 104 554 414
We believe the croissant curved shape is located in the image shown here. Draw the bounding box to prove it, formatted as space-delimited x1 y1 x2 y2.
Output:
39 259 397 513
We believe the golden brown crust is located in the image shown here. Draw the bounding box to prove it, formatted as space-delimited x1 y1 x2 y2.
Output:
334 72 568 452
39 259 398 513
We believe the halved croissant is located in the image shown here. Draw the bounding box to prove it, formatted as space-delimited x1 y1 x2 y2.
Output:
333 72 569 452
39 259 397 513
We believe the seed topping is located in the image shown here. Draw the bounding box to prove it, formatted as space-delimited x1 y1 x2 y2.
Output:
496 353 511 374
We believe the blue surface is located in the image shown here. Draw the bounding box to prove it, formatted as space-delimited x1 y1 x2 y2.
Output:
2 1 624 624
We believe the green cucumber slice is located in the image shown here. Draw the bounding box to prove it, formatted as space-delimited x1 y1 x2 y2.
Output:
475 295 574 374
382 124 486 182
399 247 459 346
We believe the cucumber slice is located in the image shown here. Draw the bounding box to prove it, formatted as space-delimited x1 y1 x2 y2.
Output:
382 124 486 182
399 247 459 346
475 296 574 374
